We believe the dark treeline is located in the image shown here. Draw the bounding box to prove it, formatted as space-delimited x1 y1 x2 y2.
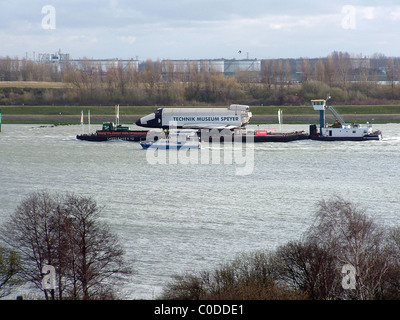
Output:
1 51 400 106
2 194 400 300
0 191 131 300
161 197 400 300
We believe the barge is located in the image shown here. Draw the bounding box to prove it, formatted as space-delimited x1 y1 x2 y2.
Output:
136 104 309 143
76 101 382 144
200 129 309 143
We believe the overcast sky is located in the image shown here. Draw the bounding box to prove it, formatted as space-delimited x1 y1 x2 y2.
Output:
1 1 400 61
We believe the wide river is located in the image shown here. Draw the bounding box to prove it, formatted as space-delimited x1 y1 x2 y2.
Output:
0 123 399 299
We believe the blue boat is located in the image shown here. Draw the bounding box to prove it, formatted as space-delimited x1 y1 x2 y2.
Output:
140 131 201 149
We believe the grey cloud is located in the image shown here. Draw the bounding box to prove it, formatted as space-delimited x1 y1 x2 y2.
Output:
1 0 400 59
1 1 395 30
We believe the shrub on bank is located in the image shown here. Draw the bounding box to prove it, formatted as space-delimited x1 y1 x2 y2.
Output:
2 79 400 106
161 197 400 300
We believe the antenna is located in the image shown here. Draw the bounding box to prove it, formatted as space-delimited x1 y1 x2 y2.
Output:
115 104 120 126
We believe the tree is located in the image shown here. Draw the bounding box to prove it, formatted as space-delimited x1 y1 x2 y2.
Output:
106 60 129 99
271 60 278 89
274 240 339 300
140 59 162 103
325 55 336 87
383 227 400 299
332 51 352 86
301 58 311 83
261 60 272 89
277 59 286 89
63 194 130 299
314 60 325 83
303 196 392 300
0 191 131 300
285 60 292 87
185 61 202 102
273 196 398 300
161 250 305 300
162 198 400 300
0 246 22 298
63 58 105 104
386 58 396 97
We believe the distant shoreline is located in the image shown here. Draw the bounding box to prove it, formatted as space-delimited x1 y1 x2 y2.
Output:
251 114 400 123
2 104 400 125
2 114 400 125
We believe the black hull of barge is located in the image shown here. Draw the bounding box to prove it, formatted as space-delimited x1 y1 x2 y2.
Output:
203 132 310 143
252 133 309 142
310 135 381 141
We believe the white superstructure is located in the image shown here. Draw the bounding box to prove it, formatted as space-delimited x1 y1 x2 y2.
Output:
310 98 382 141
136 104 252 130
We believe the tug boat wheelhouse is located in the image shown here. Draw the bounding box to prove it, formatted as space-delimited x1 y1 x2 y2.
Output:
309 98 382 141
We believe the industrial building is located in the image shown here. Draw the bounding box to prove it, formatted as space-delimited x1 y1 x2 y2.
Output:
29 50 392 83
37 50 70 63
160 59 261 75
66 58 139 73
37 50 139 73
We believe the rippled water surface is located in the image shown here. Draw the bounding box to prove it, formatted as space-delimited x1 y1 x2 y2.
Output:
0 123 399 298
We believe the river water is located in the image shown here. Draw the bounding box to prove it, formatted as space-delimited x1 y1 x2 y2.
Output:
0 123 399 299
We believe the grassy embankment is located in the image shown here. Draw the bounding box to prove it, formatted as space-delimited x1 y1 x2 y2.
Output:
1 81 400 125
2 104 400 125
250 105 400 124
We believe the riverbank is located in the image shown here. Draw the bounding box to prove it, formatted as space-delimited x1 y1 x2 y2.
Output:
3 114 400 125
1 105 400 125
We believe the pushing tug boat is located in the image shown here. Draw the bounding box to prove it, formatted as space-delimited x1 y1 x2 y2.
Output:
309 97 382 141
76 105 148 142
76 121 148 142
